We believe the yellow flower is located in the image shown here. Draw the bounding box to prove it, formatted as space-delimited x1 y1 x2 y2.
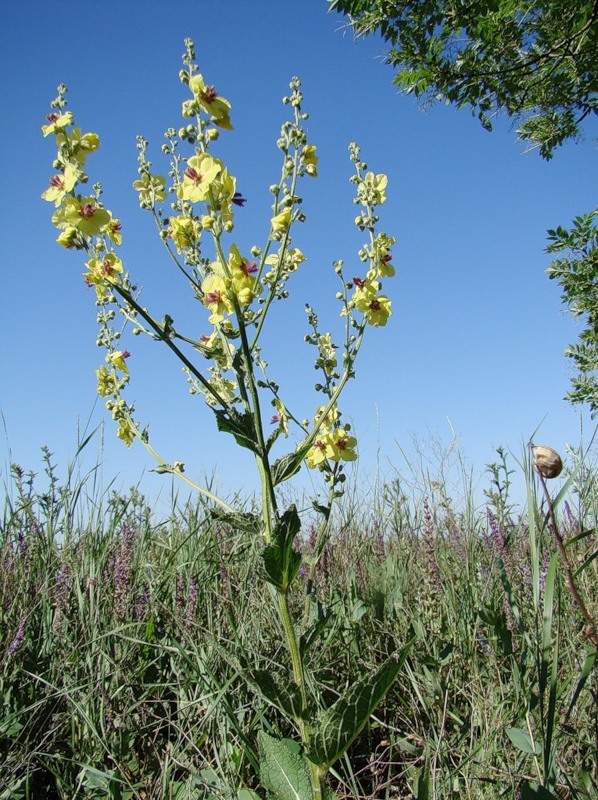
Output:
197 329 235 370
102 215 123 246
84 253 123 293
314 404 339 433
178 154 221 203
265 247 306 281
271 208 292 233
41 111 74 137
306 435 334 469
169 215 201 252
271 399 289 438
62 196 111 236
201 273 233 324
355 291 392 327
229 244 259 307
203 369 237 406
288 248 306 269
371 232 396 277
357 171 388 206
208 169 239 227
133 172 167 206
57 127 100 165
329 428 358 462
189 74 233 130
351 273 380 307
302 144 318 177
96 365 114 397
106 350 130 374
56 226 80 249
316 333 338 375
41 163 79 206
116 419 136 447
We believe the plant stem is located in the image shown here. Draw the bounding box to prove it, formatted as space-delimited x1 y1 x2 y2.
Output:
277 588 325 800
538 471 598 647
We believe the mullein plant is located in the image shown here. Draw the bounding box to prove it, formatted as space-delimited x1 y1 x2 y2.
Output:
42 39 410 799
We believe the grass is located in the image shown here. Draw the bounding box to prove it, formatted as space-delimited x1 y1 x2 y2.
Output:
1 441 596 799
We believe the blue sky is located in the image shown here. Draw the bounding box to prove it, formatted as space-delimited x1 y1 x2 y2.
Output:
1 0 597 512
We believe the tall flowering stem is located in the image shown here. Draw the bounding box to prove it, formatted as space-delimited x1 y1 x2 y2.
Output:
42 39 401 799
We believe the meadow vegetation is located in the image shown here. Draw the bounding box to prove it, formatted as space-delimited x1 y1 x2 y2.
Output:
1 441 596 799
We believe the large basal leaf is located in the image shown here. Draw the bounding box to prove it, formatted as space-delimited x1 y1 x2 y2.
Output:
307 644 412 768
258 731 313 800
506 727 542 755
520 782 558 799
238 790 262 800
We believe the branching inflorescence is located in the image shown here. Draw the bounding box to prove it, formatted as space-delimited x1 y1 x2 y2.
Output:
42 39 402 798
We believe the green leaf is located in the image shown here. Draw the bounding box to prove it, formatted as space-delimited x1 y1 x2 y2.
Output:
520 782 558 799
506 727 542 755
210 506 262 535
258 731 313 800
412 751 432 800
238 790 262 800
307 644 412 768
271 452 303 486
261 505 302 591
247 669 306 720
300 608 334 657
214 409 260 453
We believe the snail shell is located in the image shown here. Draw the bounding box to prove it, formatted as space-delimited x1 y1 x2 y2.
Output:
531 444 563 479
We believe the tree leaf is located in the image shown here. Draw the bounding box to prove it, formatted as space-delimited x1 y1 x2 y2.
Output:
258 731 313 800
307 644 412 768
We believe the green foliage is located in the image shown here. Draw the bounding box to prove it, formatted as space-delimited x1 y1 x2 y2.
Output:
2 441 597 798
546 207 598 414
306 647 411 768
258 733 314 800
329 0 598 158
261 505 302 591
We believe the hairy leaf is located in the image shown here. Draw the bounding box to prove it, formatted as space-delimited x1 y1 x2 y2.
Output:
258 731 313 800
307 645 411 768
